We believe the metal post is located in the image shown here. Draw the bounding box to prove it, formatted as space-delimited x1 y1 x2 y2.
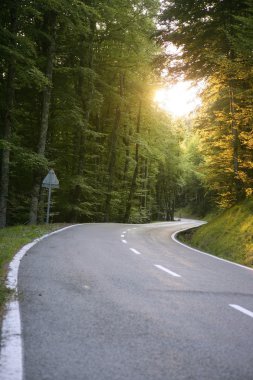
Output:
46 183 52 224
42 169 59 223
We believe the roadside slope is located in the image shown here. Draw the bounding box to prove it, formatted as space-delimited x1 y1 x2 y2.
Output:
179 198 253 267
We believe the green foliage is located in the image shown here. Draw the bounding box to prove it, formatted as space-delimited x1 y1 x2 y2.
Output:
160 0 253 210
177 130 209 216
3 0 251 226
0 0 171 225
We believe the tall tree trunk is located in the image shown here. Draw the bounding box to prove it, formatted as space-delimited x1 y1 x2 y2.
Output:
103 73 124 222
0 7 17 228
123 123 131 183
141 158 148 209
123 100 142 222
29 11 57 224
166 198 175 221
229 85 241 200
71 19 96 222
104 106 121 222
78 17 95 174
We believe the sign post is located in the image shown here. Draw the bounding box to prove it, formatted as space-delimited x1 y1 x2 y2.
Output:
42 169 59 223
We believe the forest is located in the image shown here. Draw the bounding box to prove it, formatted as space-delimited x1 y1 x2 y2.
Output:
0 0 252 227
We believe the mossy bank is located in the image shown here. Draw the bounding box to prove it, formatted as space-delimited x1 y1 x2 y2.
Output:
178 199 253 267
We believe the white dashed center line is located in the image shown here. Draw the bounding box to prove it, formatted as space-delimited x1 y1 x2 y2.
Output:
130 248 141 255
122 239 127 244
229 304 253 318
121 234 125 238
154 264 181 278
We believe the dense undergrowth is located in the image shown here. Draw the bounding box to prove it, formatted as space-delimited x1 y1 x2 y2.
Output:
178 199 253 267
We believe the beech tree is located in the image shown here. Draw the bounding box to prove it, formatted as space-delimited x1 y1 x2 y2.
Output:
3 0 251 226
160 0 253 208
3 0 182 225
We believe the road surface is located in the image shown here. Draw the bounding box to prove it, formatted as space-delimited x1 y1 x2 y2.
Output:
17 221 253 379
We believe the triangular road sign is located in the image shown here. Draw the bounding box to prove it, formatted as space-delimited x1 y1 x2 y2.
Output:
42 169 59 189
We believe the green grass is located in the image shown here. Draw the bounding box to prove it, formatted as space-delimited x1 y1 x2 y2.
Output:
178 198 253 267
0 224 66 314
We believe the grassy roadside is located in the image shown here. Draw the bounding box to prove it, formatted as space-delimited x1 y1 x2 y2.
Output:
178 198 253 267
0 224 67 317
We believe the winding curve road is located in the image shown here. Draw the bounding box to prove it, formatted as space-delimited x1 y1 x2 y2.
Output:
3 220 253 379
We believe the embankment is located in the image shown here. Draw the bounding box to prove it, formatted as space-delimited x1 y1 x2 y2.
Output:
178 198 253 267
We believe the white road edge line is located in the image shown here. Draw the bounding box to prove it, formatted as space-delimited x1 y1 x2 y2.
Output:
122 239 127 244
0 224 82 380
129 248 141 255
229 304 253 318
171 227 253 273
154 264 181 278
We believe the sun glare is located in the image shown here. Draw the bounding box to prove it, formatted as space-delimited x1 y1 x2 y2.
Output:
154 81 202 117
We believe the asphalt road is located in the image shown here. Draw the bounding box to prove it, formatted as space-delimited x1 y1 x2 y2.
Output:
18 221 253 380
